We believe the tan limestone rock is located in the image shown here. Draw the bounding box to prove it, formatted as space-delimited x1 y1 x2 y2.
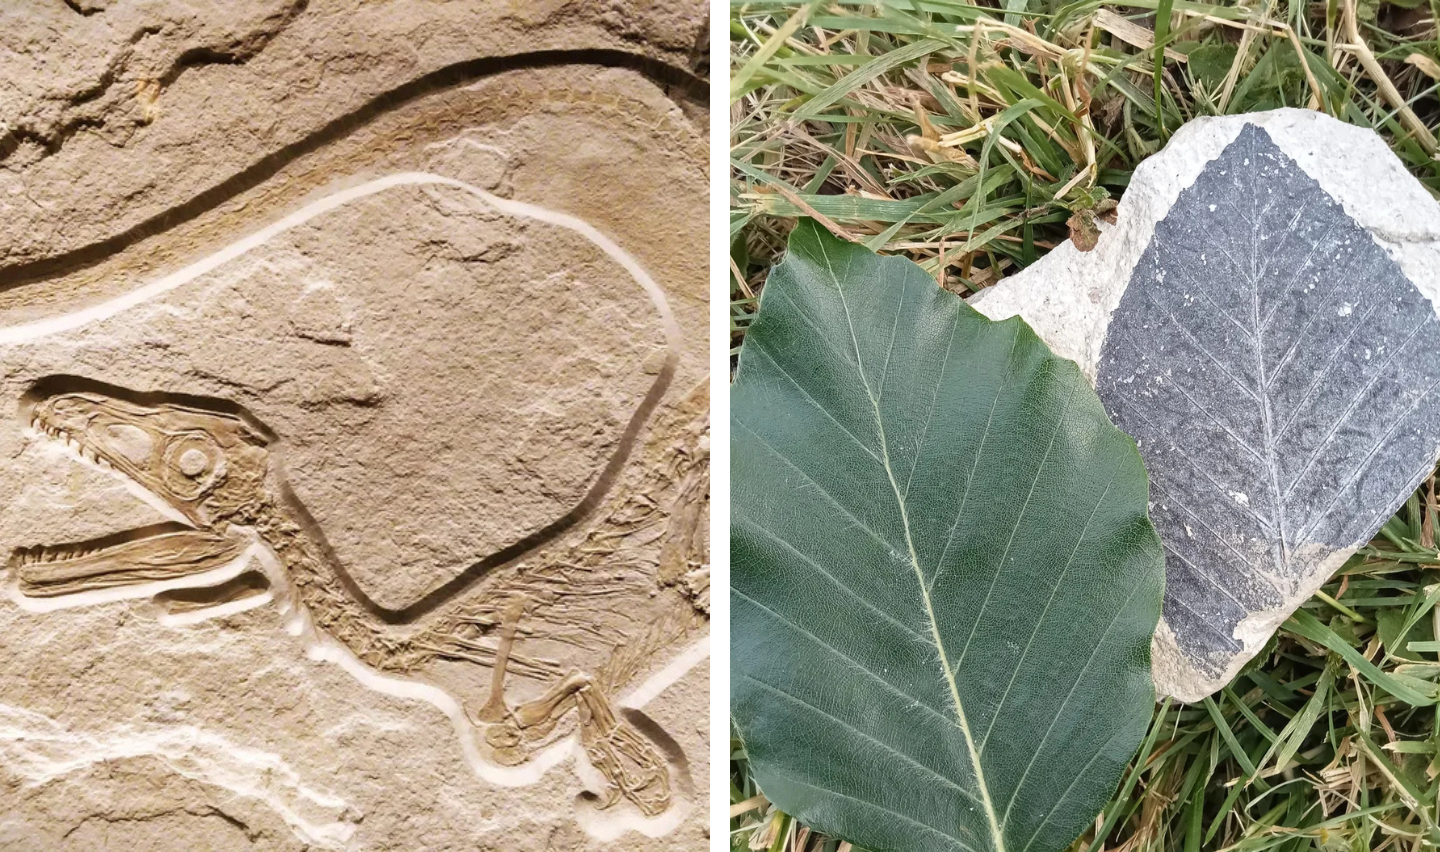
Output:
0 3 709 848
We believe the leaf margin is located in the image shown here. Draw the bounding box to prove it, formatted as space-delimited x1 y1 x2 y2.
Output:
731 220 1166 852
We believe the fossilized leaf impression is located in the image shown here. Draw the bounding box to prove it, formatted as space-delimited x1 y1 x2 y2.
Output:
974 112 1440 701
0 4 709 848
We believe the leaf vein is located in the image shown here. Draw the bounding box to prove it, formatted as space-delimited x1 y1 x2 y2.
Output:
930 324 1023 590
1281 313 1433 503
732 588 955 725
750 765 977 852
979 466 1120 755
1003 577 1151 830
733 417 900 554
1270 298 1382 439
736 672 987 810
734 514 929 645
1293 370 1440 544
1134 285 1259 403
954 379 1080 678
817 236 1007 852
903 309 962 501
746 341 883 466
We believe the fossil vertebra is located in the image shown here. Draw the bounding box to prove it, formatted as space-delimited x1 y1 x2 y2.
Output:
6 376 691 818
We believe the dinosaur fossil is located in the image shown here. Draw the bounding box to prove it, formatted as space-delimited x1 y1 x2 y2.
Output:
474 601 670 817
4 375 697 818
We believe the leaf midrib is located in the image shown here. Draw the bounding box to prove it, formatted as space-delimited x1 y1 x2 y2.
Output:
1242 209 1294 572
818 240 1008 852
1160 192 1438 566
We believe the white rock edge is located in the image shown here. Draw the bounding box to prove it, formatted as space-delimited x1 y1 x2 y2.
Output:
971 108 1440 703
972 108 1440 374
0 699 360 848
0 171 705 844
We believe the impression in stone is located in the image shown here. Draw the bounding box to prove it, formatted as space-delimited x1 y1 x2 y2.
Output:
1095 124 1440 688
9 372 685 818
0 167 710 842
0 7 709 841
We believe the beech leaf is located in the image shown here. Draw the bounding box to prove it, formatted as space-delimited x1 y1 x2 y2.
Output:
731 222 1166 852
1095 125 1440 693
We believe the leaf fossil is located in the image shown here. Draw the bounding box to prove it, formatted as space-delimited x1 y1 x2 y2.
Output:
1095 124 1440 695
731 222 1165 852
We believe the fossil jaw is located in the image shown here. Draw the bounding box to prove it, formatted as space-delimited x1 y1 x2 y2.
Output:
9 527 252 598
8 384 271 599
27 413 115 469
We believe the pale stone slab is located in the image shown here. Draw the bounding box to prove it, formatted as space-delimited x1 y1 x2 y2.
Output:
972 110 1440 702
0 4 708 848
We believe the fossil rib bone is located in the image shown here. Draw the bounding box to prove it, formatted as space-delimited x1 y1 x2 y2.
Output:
7 376 680 819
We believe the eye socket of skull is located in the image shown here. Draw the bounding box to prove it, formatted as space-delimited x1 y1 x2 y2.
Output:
162 432 226 498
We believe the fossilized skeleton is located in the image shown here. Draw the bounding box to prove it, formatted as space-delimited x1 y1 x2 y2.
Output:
5 377 707 818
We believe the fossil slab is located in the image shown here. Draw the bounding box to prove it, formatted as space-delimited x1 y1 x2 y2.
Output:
0 4 708 848
972 110 1440 702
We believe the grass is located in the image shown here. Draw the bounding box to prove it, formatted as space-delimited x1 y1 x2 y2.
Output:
729 1 1440 849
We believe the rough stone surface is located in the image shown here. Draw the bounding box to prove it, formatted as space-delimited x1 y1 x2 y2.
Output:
0 3 709 848
972 110 1440 703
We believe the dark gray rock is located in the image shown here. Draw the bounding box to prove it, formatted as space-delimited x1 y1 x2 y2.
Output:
1097 124 1440 682
973 111 1440 700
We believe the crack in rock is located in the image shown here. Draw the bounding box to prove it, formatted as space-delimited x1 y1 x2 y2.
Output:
0 702 360 849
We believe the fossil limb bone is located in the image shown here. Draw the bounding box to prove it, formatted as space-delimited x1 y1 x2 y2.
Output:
473 603 672 817
8 376 682 818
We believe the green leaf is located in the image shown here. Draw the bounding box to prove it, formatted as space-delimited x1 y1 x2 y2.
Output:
730 222 1166 852
1186 43 1237 89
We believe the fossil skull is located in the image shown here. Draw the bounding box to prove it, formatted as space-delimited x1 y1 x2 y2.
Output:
9 381 272 598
